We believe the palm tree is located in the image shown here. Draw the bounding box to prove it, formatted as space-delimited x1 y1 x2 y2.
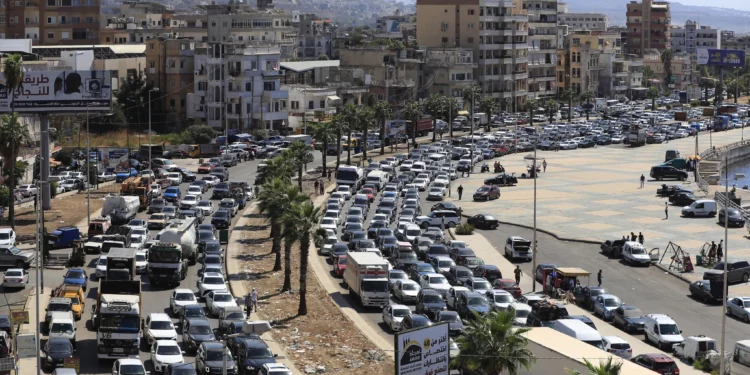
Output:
566 357 623 375
372 100 392 155
2 53 24 227
358 106 375 161
524 99 539 129
279 185 308 292
700 79 714 103
646 86 660 110
642 66 655 87
258 155 294 184
257 178 288 272
423 94 444 142
282 201 321 315
331 114 347 170
463 84 482 135
451 310 535 375
560 89 578 122
341 104 359 165
445 97 460 139
479 97 498 132
403 102 422 152
579 91 594 120
309 122 335 178
284 141 314 191
660 49 673 92
542 99 558 123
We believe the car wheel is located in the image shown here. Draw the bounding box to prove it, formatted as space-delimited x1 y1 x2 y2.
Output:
743 273 750 283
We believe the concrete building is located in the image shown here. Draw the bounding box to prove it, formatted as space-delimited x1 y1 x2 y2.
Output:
1 0 101 45
374 11 417 40
171 14 208 42
599 53 643 99
294 14 335 60
145 36 195 128
556 13 609 31
643 49 692 90
423 48 477 106
556 30 621 96
339 45 418 107
187 42 288 133
525 0 557 99
100 1 174 44
284 84 338 130
624 0 670 56
416 0 529 110
670 20 720 55
723 35 750 55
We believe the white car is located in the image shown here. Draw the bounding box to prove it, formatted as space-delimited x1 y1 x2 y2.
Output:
382 304 411 332
197 272 228 298
486 290 515 310
0 228 17 248
144 313 178 346
135 251 148 274
131 226 150 242
412 178 429 191
170 288 199 316
2 268 28 288
434 176 450 186
431 256 455 274
335 185 351 200
509 302 532 326
113 359 147 375
141 170 156 179
558 141 578 150
726 297 750 322
150 340 185 373
201 175 220 187
98 171 116 182
323 210 341 223
319 218 338 234
150 184 162 197
129 235 147 250
393 280 421 303
83 235 104 254
181 195 199 209
427 187 445 201
186 186 203 197
329 192 347 206
419 273 450 297
95 255 108 279
166 172 183 186
465 277 492 294
60 179 80 192
195 200 213 216
206 290 238 317
602 336 632 359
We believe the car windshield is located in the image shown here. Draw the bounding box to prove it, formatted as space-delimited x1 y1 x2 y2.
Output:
439 313 459 322
393 308 411 318
402 283 418 291
406 228 421 236
99 315 140 333
515 309 530 318
175 293 195 301
474 281 491 290
151 321 174 330
500 281 517 288
120 365 146 375
493 294 513 303
422 294 442 303
157 345 181 355
206 349 231 361
622 308 643 318
65 270 84 279
213 294 233 302
604 298 621 307
468 297 488 307
429 276 448 285
204 277 224 285
659 324 680 335
48 342 71 353
477 187 490 192
246 347 273 358
590 289 606 297
189 325 213 335
438 260 454 268
185 308 205 318
390 272 407 280
630 247 645 254
51 323 74 333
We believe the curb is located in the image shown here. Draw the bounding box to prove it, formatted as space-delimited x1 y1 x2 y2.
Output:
654 262 694 284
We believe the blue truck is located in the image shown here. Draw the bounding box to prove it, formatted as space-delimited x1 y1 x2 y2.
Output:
713 116 730 132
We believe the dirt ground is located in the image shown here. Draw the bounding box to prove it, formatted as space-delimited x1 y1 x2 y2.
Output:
12 190 108 239
237 181 394 375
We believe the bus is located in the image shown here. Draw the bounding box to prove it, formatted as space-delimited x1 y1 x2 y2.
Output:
336 165 364 189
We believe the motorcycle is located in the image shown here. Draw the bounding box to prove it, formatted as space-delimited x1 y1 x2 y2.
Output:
480 164 489 173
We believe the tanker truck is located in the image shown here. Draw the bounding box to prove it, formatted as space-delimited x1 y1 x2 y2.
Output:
159 217 198 265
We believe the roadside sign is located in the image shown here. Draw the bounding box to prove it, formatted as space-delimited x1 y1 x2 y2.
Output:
10 311 28 325
394 322 450 375
697 49 746 67
64 357 80 372
15 334 36 359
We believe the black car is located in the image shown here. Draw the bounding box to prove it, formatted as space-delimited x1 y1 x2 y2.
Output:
179 168 197 182
367 221 388 239
180 304 208 328
213 183 231 199
43 338 74 370
473 265 502 284
424 244 450 262
718 207 746 227
401 314 432 330
197 342 236 375
166 363 198 375
577 139 596 148
689 280 721 303
328 243 349 264
612 305 646 333
467 214 499 229
228 336 277 375
650 166 688 181
198 230 218 252
669 191 697 206
431 202 461 213
211 210 231 229
415 289 446 319
446 266 474 286
483 173 518 186
182 318 216 354
657 184 692 197
0 315 10 336
436 310 464 336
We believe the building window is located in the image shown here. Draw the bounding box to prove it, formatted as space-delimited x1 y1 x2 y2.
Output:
61 31 69 39
442 37 448 43
263 82 275 91
291 101 299 110
170 80 175 88
468 23 473 29
468 37 473 43
169 99 175 107
149 61 155 68
47 0 53 5
377 94 384 100
150 43 155 50
180 60 184 68
468 9 474 15
319 100 325 108
308 101 314 109
47 32 53 39
245 82 252 91
47 16 54 24
126 69 135 77
169 60 176 68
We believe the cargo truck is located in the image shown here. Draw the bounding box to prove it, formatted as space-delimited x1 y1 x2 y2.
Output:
628 124 647 147
101 196 141 225
99 226 133 255
343 252 390 307
106 248 136 281
188 144 220 158
120 177 153 209
160 217 198 265
147 242 187 286
92 280 142 360
713 116 730 132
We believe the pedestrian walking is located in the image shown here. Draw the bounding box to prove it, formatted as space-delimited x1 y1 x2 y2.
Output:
314 180 319 195
630 232 636 242
34 197 38 212
319 181 324 195
457 185 464 200
640 174 645 188
709 241 717 260
664 202 669 219
254 185 260 197
638 232 644 245
245 291 253 314
597 269 603 287
717 240 724 262
327 169 332 182
514 266 522 285
543 159 547 172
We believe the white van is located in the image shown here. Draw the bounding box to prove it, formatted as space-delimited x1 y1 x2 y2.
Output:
643 314 684 350
621 241 652 266
428 153 447 164
365 170 390 191
552 319 604 349
681 199 717 218
49 311 77 346
734 340 750 367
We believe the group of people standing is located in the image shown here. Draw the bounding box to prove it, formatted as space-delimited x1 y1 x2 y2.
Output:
707 240 725 263
622 231 645 245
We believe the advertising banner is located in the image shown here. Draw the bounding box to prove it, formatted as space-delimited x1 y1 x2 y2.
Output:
10 311 28 324
0 70 112 112
15 334 36 359
395 323 450 375
386 120 407 138
104 149 130 170
697 49 746 67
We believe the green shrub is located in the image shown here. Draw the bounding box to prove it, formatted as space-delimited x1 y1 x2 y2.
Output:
0 185 9 207
50 182 58 198
693 358 711 372
455 223 474 235
665 104 672 110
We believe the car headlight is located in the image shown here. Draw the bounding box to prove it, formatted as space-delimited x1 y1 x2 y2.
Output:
46 356 54 363
246 366 256 371
205 367 211 373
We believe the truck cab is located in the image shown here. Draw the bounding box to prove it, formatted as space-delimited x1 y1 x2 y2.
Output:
148 242 187 286
49 311 76 347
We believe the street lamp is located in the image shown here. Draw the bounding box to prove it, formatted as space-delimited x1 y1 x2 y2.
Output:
720 160 741 375
149 88 160 163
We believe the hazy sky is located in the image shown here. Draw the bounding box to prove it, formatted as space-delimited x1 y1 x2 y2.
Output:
672 0 750 11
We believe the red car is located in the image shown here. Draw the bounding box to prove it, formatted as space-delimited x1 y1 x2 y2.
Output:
493 279 522 298
632 354 679 375
334 255 347 277
197 163 215 174
359 188 375 202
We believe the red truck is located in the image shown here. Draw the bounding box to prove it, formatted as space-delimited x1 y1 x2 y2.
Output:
407 119 433 138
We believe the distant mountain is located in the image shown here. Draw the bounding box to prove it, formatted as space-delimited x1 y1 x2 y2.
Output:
565 0 750 33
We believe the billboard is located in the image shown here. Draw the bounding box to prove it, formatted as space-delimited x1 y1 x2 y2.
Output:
697 49 746 67
395 323 450 375
386 120 407 139
0 70 112 112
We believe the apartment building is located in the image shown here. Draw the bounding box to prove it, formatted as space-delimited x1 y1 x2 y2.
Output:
187 42 288 132
624 0 670 56
100 1 173 44
1 0 100 44
375 11 417 40
556 12 609 31
295 14 335 60
643 49 692 90
723 35 750 55
171 14 208 42
670 20 720 55
33 44 145 89
416 0 529 110
525 0 557 99
556 30 621 96
339 45 419 106
145 36 195 128
423 48 477 105
598 53 643 98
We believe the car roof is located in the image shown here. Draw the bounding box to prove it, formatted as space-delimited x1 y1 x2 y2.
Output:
642 353 674 362
464 291 485 298
149 313 171 321
488 289 511 296
203 272 223 278
187 318 210 326
390 303 410 310
118 358 145 366
421 288 441 295
599 294 619 299
201 342 224 350
174 288 194 294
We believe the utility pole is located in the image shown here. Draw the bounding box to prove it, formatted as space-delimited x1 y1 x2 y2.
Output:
86 106 90 226
720 153 730 375
40 114 51 210
149 88 159 162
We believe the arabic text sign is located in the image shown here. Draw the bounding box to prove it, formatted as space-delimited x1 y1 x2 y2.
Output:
64 357 80 372
10 311 28 324
0 70 112 112
386 120 407 138
697 49 746 67
15 334 36 359
395 323 450 375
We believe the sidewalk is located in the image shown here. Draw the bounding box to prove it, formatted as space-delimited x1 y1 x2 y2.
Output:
225 202 302 375
18 287 51 375
447 229 705 375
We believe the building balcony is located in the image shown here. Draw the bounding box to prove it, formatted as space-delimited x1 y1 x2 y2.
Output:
479 30 501 37
630 72 643 78
614 85 628 91
252 110 287 122
528 75 556 82
479 43 501 50
480 58 500 65
498 15 528 22
613 71 628 77
479 74 500 81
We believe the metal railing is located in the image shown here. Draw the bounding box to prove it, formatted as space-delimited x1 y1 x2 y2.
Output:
715 191 750 221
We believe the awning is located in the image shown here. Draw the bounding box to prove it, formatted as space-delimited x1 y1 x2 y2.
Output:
327 95 341 102
458 110 470 116
554 267 590 277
